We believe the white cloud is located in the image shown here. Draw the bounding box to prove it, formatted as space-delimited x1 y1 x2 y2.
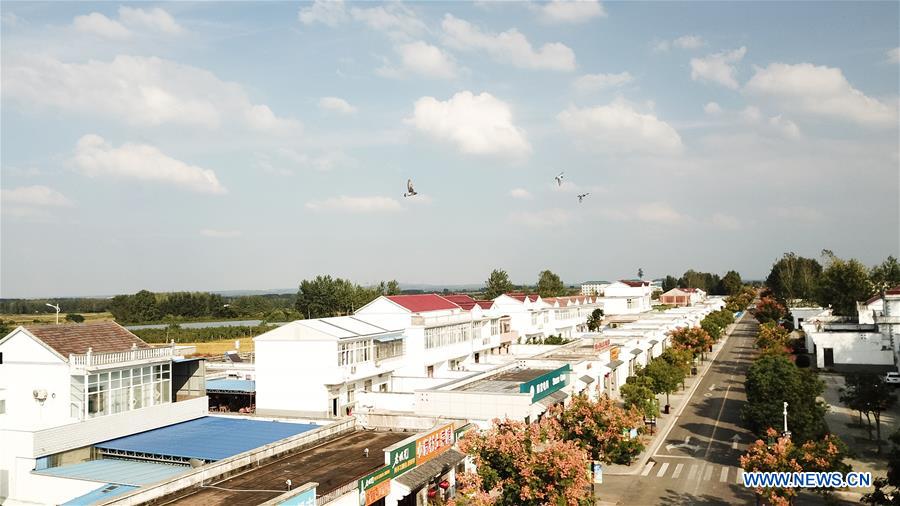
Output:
573 72 633 93
276 147 358 171
1 185 73 207
510 188 532 199
442 14 576 71
703 102 722 115
2 55 300 134
349 3 426 39
509 208 575 228
690 46 746 89
537 0 606 24
73 134 227 194
740 105 762 122
378 41 460 80
636 202 686 224
305 195 403 213
768 115 801 139
298 0 348 27
739 106 801 139
744 62 896 126
319 96 357 115
655 34 705 52
200 229 241 238
408 91 532 158
557 100 683 155
73 12 131 39
710 212 741 230
118 7 183 34
887 47 900 64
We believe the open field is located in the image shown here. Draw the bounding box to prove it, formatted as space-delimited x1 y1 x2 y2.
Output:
186 337 255 355
0 312 114 326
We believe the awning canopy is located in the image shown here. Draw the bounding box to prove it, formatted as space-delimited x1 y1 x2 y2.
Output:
537 390 568 408
374 334 404 343
630 349 643 356
580 375 595 384
649 339 659 345
395 449 466 490
607 359 624 369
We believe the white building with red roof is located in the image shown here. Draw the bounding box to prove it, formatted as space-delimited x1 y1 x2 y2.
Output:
597 280 653 314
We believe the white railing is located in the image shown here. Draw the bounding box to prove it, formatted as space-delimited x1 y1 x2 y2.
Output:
69 345 175 367
317 481 356 505
415 312 474 327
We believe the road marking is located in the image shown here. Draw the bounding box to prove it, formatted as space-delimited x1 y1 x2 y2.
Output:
656 462 670 478
731 434 741 450
687 464 698 480
708 384 716 390
736 469 744 484
641 462 655 476
703 465 713 481
720 466 729 482
672 463 684 479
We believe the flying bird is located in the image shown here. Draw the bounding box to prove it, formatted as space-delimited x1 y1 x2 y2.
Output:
554 172 565 186
577 193 590 203
404 179 417 197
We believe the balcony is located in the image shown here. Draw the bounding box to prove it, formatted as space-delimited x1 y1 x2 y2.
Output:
412 312 474 327
68 344 193 371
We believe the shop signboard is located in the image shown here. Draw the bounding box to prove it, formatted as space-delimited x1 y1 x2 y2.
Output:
358 466 392 506
454 423 475 443
593 338 611 353
416 422 455 465
278 486 316 506
520 364 571 402
389 442 416 476
610 346 620 361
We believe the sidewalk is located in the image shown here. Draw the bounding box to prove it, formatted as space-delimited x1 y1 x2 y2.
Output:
603 319 739 476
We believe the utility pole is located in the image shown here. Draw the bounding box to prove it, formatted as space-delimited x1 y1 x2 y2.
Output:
45 303 61 324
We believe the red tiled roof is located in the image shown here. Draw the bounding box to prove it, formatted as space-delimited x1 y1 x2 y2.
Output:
474 300 494 309
442 294 477 310
23 321 150 358
620 279 650 287
503 292 540 303
386 294 461 313
864 286 900 305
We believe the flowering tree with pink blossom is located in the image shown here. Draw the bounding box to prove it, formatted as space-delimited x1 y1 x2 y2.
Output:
545 393 646 465
451 419 592 506
669 326 714 360
740 428 803 506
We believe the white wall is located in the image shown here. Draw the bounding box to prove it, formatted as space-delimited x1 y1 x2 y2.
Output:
0 331 73 430
415 390 532 422
255 339 335 416
8 471 101 506
810 331 893 368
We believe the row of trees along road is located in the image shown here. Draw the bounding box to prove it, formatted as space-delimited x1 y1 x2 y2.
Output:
740 304 851 505
766 251 900 315
450 394 645 506
660 269 745 296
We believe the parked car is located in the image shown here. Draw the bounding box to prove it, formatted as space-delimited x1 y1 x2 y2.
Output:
884 372 900 385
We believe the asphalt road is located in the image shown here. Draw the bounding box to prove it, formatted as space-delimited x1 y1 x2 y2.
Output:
597 314 760 505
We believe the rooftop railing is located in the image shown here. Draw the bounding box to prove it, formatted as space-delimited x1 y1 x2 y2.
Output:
69 344 181 367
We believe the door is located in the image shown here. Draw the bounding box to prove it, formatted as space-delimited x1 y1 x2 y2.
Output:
824 348 834 367
474 353 480 364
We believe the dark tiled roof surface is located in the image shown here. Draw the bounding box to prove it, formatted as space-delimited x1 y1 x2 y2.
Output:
24 321 150 358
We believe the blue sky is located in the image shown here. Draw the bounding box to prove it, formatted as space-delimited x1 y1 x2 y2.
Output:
1 1 898 298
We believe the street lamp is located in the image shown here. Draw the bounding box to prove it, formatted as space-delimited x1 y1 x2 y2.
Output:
782 402 790 438
45 303 61 325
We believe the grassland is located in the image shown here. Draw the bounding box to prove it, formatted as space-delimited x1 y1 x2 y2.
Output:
186 337 255 355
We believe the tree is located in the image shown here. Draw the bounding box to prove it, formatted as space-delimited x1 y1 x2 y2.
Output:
545 393 645 465
668 326 713 360
863 428 900 505
871 256 900 289
740 428 803 506
840 373 897 454
817 253 874 316
753 296 787 324
701 309 734 341
721 270 743 295
660 347 692 386
678 270 721 294
65 313 85 323
766 252 822 303
384 280 401 295
755 322 790 354
586 308 604 331
536 270 567 298
453 419 592 506
743 354 827 442
662 275 678 292
644 358 683 408
484 269 514 300
621 372 659 422
637 268 644 279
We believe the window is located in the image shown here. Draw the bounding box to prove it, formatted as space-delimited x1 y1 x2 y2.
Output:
424 323 472 349
0 398 5 415
338 340 374 366
490 319 500 336
86 363 171 418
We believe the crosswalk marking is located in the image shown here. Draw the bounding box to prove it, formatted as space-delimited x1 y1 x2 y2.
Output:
687 464 698 480
672 463 684 479
703 465 713 481
736 469 744 484
719 466 729 482
656 462 669 478
640 462 655 476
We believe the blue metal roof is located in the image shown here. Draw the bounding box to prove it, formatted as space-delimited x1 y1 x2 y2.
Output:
206 378 256 393
95 416 318 461
62 483 137 505
34 459 188 486
34 459 191 487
